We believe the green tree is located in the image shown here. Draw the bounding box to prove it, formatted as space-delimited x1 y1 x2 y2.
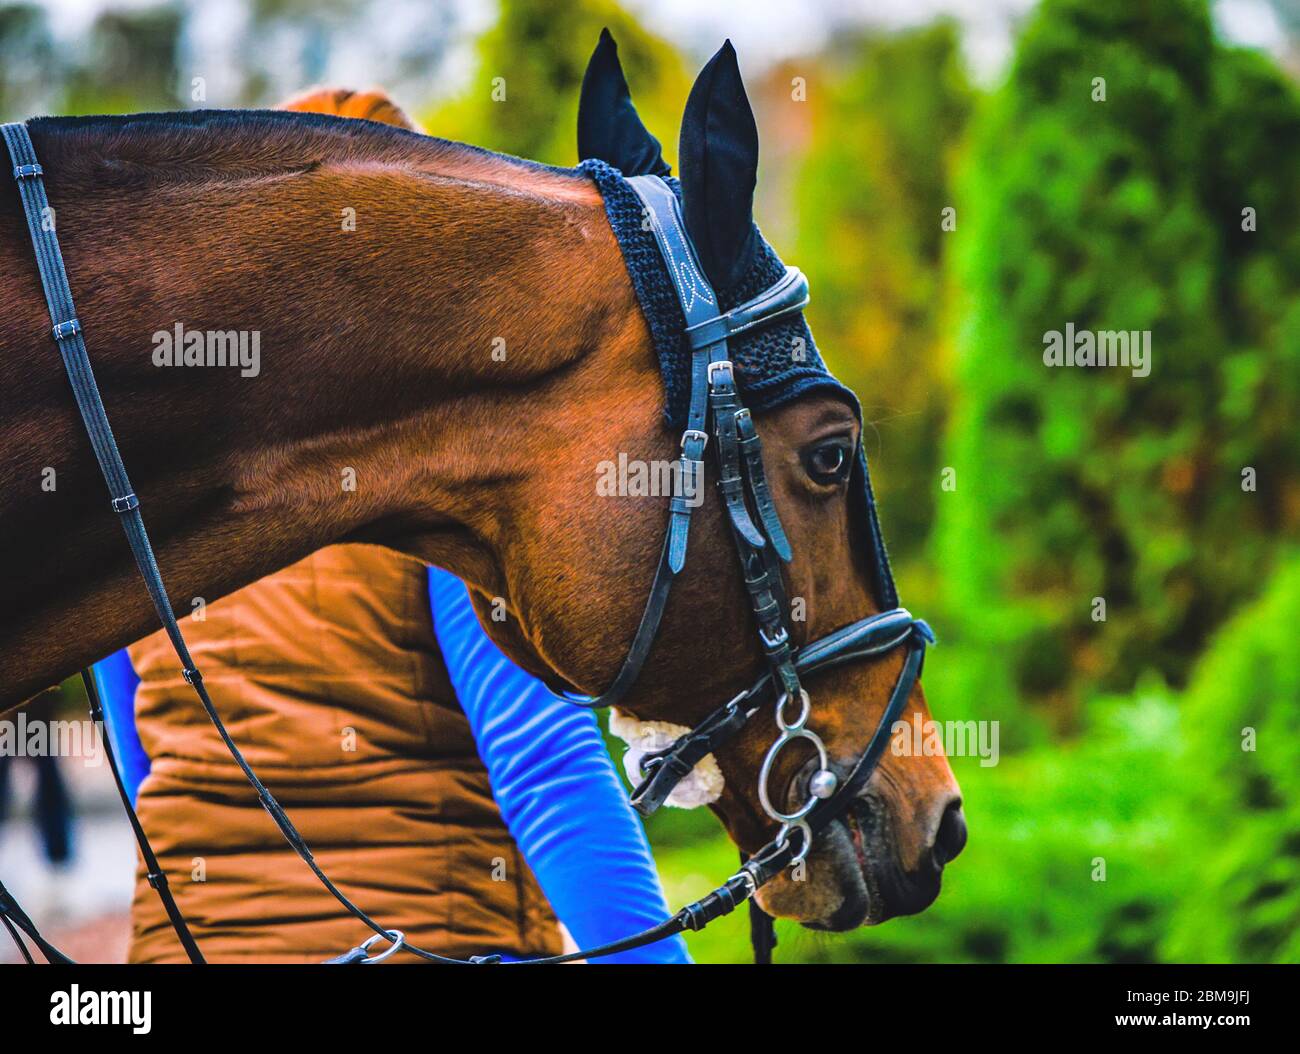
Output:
935 0 1300 725
794 23 973 563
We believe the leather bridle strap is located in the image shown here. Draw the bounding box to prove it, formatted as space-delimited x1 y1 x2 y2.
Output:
0 880 73 965
82 670 206 963
559 181 810 710
631 610 931 815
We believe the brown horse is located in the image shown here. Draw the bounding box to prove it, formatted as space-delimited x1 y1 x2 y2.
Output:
0 43 962 932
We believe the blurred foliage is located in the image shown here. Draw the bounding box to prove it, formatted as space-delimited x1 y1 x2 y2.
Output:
936 0 1300 731
424 0 689 167
1164 551 1300 963
63 6 184 114
2 0 1297 964
0 3 56 116
0 0 457 118
794 22 972 563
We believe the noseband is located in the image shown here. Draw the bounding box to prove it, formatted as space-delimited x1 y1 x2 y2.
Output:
0 123 930 965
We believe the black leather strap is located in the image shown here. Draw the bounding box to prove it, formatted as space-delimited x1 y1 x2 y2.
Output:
628 610 931 819
736 408 792 561
710 361 767 549
82 670 205 963
630 693 750 814
684 266 809 350
0 881 74 965
749 897 777 965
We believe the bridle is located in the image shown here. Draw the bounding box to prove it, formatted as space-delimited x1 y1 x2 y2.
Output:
0 122 931 965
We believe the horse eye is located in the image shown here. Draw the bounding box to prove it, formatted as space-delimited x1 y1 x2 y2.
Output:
803 441 851 485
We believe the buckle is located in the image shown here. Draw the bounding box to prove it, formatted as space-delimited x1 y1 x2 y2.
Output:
706 360 734 385
637 752 666 778
729 867 759 898
680 428 708 453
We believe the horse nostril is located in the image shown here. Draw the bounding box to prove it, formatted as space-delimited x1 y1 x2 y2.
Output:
932 799 967 867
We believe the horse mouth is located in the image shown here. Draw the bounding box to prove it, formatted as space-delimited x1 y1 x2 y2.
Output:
844 803 886 923
797 799 880 932
802 794 945 932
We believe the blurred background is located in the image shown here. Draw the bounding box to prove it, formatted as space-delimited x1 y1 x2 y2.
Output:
1 0 1297 963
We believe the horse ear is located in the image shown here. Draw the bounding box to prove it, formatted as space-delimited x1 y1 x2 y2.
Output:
679 40 758 291
577 28 670 177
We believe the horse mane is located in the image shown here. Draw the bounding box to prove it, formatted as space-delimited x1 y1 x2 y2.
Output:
24 109 588 202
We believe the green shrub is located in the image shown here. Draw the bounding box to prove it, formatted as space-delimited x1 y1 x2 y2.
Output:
1163 553 1300 963
936 0 1300 723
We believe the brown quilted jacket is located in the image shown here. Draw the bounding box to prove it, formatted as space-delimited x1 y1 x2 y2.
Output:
126 544 561 962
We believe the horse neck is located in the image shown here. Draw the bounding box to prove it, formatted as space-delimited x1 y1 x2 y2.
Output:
0 115 638 703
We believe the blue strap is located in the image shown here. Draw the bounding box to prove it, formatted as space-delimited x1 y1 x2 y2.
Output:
428 569 690 964
683 266 809 349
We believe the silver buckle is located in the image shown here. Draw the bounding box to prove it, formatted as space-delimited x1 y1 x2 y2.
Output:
729 867 759 898
706 360 734 385
680 428 708 453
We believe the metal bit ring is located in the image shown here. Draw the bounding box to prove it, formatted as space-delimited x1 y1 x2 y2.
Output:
774 688 811 732
758 726 831 824
775 819 813 865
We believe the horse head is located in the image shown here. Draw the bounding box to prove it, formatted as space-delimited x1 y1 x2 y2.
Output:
462 33 965 931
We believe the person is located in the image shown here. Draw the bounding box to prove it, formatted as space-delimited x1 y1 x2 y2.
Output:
90 87 687 965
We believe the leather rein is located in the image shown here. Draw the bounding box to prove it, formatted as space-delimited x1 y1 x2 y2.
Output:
0 125 930 965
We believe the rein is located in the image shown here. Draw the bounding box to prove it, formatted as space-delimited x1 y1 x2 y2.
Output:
0 123 930 965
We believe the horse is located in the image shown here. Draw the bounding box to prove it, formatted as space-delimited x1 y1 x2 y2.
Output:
0 36 963 945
